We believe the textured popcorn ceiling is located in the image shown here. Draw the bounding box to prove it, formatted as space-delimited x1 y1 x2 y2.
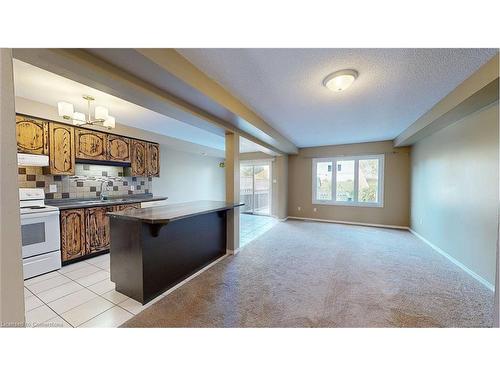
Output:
178 49 498 147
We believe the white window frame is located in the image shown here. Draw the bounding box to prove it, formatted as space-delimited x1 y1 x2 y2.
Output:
312 154 385 208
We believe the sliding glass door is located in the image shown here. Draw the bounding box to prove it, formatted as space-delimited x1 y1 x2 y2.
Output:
240 162 271 215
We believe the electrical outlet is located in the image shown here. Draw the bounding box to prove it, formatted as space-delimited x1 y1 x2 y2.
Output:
130 185 135 191
313 207 317 212
49 184 57 193
297 206 301 211
419 218 423 225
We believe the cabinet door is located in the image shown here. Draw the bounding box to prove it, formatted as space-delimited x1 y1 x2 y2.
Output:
16 115 49 155
107 135 131 162
47 122 75 175
112 203 141 212
146 142 160 177
85 207 111 254
75 129 107 161
60 209 86 262
131 140 147 176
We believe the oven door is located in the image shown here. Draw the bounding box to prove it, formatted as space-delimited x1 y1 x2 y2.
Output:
21 210 60 258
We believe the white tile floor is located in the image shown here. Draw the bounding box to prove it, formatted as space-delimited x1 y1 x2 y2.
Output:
23 253 149 328
240 214 278 247
23 215 276 328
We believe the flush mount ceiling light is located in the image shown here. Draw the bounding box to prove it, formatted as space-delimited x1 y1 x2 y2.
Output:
323 69 359 92
57 95 116 129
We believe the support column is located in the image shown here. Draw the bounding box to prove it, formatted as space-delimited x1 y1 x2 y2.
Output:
275 155 289 220
494 216 499 327
0 48 25 326
225 132 240 253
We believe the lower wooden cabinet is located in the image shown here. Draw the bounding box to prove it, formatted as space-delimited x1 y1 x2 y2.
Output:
85 206 112 254
60 203 142 263
60 209 86 262
113 203 141 212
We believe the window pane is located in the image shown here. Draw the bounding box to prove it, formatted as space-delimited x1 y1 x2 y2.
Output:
358 159 379 203
336 160 355 202
240 166 254 213
316 162 332 200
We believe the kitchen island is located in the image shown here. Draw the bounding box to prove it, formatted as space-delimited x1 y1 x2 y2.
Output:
108 200 243 304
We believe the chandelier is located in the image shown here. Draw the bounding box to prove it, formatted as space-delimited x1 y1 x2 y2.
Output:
57 95 115 129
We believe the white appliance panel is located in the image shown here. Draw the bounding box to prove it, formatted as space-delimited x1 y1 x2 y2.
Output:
20 210 60 259
23 251 61 280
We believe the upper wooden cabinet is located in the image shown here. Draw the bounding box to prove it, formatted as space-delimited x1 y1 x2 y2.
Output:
107 135 131 163
16 115 49 155
75 129 107 161
46 122 75 175
131 140 147 176
15 113 161 176
146 142 160 177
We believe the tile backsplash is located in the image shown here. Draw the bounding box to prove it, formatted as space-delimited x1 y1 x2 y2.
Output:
18 164 153 200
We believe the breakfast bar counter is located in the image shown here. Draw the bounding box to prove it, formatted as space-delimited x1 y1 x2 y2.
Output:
108 200 243 304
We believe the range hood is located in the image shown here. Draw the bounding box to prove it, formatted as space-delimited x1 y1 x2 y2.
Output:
17 153 49 167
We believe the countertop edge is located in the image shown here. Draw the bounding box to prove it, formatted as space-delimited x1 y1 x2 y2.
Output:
47 196 168 210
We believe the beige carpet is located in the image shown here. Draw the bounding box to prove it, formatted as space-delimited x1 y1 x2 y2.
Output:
122 220 494 327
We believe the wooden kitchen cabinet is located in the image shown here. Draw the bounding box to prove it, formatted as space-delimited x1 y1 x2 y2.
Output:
113 203 142 211
60 203 142 264
146 142 160 177
46 122 75 175
107 134 131 162
75 128 107 161
131 139 147 176
60 209 87 262
85 206 112 254
16 115 49 155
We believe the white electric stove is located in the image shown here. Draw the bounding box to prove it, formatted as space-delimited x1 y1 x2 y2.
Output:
19 188 61 279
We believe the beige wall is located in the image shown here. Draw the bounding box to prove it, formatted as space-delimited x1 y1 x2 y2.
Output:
411 102 499 286
153 145 225 204
0 49 25 326
288 141 411 227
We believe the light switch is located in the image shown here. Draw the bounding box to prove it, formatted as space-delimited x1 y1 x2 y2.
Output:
49 184 57 193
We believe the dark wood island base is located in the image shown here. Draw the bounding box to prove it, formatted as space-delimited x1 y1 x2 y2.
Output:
108 201 243 304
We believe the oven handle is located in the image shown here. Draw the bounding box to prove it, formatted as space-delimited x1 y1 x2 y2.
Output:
20 211 60 220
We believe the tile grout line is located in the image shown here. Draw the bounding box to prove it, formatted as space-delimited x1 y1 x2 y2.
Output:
74 305 119 328
25 256 117 328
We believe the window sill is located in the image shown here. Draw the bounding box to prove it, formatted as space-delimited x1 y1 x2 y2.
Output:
312 200 384 208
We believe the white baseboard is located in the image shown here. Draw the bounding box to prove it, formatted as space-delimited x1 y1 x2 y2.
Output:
287 216 409 230
409 229 494 291
227 248 240 255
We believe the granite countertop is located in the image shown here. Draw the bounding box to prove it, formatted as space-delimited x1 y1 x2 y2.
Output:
107 200 244 224
46 194 168 210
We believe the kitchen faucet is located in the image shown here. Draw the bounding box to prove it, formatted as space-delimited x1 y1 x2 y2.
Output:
100 179 110 201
